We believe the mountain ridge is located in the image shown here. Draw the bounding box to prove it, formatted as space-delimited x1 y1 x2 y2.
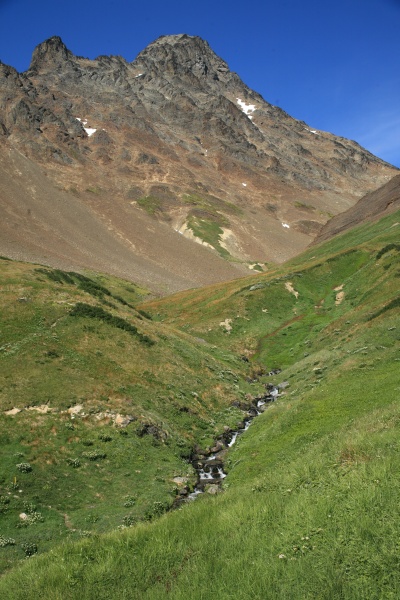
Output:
0 34 398 294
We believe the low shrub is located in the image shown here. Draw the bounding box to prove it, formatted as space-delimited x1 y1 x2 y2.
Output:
144 501 168 521
0 536 15 548
123 495 136 508
122 514 137 527
0 496 10 514
16 463 32 473
69 303 155 345
82 450 106 461
21 542 37 557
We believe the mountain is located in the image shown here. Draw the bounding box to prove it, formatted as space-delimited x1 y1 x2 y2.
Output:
0 34 397 294
314 172 400 243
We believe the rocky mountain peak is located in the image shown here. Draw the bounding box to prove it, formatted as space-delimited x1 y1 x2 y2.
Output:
132 33 231 83
28 36 72 73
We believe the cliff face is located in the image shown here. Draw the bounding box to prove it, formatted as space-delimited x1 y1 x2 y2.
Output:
0 35 397 292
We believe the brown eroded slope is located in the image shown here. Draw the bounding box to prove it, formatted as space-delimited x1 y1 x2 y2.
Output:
314 174 400 244
0 145 246 294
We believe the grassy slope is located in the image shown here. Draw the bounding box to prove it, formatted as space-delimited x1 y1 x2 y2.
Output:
0 262 259 574
0 211 399 598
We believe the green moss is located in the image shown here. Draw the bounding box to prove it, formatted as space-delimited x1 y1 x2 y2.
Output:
187 215 231 259
182 192 242 217
294 200 315 211
136 195 164 215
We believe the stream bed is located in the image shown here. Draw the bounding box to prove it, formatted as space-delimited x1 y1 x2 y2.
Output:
183 383 281 502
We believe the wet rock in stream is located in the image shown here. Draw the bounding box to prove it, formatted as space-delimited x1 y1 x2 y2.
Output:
182 383 282 502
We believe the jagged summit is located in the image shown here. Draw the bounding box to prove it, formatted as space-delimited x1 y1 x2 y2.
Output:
134 33 229 73
0 34 398 293
131 33 253 100
28 36 73 72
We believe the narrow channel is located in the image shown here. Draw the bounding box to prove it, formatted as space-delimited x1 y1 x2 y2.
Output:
186 383 280 501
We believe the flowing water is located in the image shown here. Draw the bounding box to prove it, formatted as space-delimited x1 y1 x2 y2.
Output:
186 385 279 501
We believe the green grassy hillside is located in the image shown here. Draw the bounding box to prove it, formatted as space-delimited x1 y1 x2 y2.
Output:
0 210 399 598
0 262 260 574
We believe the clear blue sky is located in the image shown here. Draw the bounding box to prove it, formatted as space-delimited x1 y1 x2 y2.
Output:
1 0 399 168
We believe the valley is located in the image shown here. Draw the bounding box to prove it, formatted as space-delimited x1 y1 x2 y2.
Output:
0 32 399 599
0 206 398 598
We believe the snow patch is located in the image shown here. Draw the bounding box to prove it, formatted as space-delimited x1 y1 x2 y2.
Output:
76 117 97 137
236 98 256 118
84 127 97 137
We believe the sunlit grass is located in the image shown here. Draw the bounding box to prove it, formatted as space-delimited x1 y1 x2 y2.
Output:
0 209 399 597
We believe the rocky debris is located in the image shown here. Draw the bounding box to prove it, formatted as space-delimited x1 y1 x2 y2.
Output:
3 403 137 430
136 422 168 442
114 414 136 427
4 405 54 415
27 404 52 414
334 285 345 305
268 369 282 376
205 484 220 495
219 318 233 332
277 382 289 391
67 404 84 416
172 476 189 485
285 281 299 299
186 383 284 502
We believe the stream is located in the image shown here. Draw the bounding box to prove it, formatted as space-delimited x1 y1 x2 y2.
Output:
184 383 280 501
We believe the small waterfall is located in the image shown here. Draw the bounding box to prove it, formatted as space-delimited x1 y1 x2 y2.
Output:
185 385 279 501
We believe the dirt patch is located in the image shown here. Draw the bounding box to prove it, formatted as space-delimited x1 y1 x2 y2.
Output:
219 318 232 332
63 513 74 529
285 281 299 299
4 407 21 416
334 285 345 305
